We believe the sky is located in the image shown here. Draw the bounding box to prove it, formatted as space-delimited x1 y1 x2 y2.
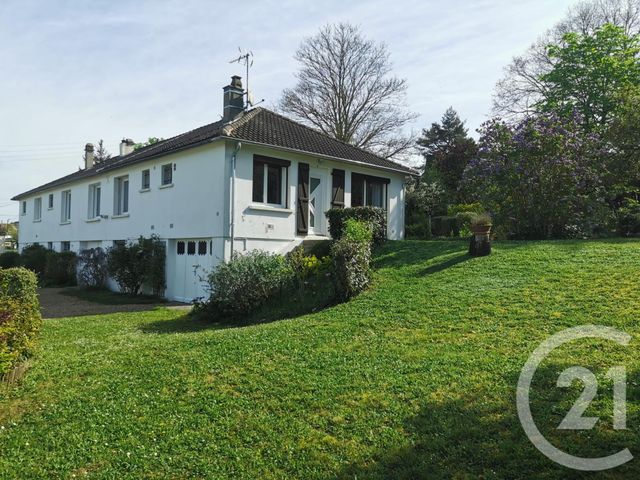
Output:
0 0 578 222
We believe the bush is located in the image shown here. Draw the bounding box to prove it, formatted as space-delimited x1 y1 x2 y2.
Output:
19 244 49 278
431 216 460 237
106 236 166 296
0 268 42 377
0 251 20 269
331 219 373 300
78 248 108 288
617 198 640 236
326 207 387 245
43 251 77 287
204 250 293 319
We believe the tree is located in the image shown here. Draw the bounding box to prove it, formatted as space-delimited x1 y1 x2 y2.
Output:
94 139 111 163
416 108 477 198
607 86 640 193
493 0 640 120
280 23 417 160
540 24 640 129
461 114 609 239
134 137 164 151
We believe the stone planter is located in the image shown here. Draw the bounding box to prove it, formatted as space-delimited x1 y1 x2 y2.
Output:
469 224 492 257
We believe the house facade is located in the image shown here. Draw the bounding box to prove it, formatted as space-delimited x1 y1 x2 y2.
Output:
13 77 417 302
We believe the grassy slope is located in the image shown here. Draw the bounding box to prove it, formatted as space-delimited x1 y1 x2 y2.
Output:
1 239 639 479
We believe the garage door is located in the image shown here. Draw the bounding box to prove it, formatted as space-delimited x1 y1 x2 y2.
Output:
172 239 213 303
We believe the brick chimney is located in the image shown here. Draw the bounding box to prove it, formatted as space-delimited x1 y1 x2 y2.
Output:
223 75 245 122
119 138 135 156
84 143 95 169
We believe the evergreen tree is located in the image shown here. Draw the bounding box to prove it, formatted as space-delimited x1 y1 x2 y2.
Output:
417 108 477 199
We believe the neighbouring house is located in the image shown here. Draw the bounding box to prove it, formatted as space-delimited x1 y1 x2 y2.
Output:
12 76 417 302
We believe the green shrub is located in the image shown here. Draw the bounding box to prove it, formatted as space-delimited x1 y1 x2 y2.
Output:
106 236 166 296
331 219 373 300
204 250 294 319
326 207 386 245
287 245 331 287
431 216 460 237
617 198 640 236
78 248 108 287
447 202 485 216
43 251 77 287
19 244 49 277
0 268 42 377
0 251 20 269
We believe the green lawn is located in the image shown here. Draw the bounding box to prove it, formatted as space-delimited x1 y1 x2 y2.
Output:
1 239 639 479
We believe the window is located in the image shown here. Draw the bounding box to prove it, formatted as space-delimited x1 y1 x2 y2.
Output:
61 241 71 252
177 241 185 255
48 194 54 209
161 164 173 186
21 201 26 215
114 176 129 215
141 169 150 190
252 156 290 207
113 240 126 247
187 241 196 255
34 198 42 221
198 241 207 255
47 242 53 250
61 190 72 222
351 173 388 209
88 183 101 219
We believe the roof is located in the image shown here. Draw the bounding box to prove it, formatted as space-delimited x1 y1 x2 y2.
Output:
12 107 417 200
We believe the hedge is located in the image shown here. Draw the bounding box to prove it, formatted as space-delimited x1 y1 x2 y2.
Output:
326 207 387 245
0 268 42 378
0 251 20 269
331 219 373 300
43 251 77 287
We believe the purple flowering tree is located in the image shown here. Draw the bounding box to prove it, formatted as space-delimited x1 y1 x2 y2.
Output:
461 113 610 239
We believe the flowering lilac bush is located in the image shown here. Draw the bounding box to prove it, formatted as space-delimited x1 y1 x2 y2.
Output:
461 113 611 239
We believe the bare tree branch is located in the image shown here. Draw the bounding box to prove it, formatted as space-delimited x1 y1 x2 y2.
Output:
280 23 418 160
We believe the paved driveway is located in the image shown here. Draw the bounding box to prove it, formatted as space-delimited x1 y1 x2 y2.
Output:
38 288 190 319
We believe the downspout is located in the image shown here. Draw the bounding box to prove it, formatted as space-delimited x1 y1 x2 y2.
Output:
230 141 242 258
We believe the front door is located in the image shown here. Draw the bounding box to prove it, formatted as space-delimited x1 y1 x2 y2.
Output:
309 170 326 235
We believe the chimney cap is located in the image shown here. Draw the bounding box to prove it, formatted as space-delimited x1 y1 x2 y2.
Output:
85 143 94 151
121 138 135 145
230 75 243 89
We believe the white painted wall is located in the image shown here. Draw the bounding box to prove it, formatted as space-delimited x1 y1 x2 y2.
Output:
16 139 408 301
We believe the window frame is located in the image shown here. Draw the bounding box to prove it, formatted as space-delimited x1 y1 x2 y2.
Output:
21 201 27 216
252 156 290 208
141 169 151 190
88 183 101 219
61 241 71 252
161 164 173 186
33 197 42 221
61 190 72 223
351 173 389 210
114 175 129 216
48 193 54 210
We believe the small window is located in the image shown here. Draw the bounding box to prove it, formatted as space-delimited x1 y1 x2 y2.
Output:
161 164 173 186
113 240 126 248
61 190 72 222
48 194 54 209
21 201 26 215
141 169 150 190
187 241 196 255
47 242 53 250
88 183 101 219
34 198 42 221
177 241 185 255
252 159 287 206
114 176 129 215
61 241 71 252
198 241 207 255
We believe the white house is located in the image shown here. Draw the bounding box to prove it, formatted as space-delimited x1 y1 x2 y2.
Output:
13 76 417 302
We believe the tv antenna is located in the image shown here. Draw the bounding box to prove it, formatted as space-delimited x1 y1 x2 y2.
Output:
229 48 263 108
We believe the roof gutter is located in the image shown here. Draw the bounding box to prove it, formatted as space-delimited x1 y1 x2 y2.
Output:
11 137 226 200
219 136 419 176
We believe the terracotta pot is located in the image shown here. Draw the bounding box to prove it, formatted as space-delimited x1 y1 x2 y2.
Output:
471 224 492 237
